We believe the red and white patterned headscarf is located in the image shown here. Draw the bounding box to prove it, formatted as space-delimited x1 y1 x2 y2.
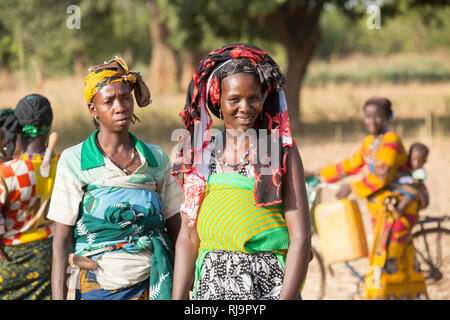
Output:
172 43 295 226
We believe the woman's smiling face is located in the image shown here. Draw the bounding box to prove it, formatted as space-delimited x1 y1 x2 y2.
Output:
363 103 388 136
219 72 263 132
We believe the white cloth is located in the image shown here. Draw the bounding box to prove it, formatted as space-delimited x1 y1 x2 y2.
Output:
94 250 152 290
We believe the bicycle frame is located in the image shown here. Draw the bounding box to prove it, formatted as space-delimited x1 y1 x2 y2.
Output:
412 215 449 282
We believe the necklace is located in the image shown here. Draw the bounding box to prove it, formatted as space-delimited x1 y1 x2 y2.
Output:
218 144 253 172
95 136 136 174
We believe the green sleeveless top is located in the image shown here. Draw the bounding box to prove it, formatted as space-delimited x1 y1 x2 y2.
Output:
194 173 290 294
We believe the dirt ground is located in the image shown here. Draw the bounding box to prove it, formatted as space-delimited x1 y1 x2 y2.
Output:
299 137 450 300
1 77 448 300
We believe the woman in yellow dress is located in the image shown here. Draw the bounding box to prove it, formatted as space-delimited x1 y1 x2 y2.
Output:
309 96 428 300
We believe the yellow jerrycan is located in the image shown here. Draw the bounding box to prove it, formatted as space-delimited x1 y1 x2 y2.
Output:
314 198 368 264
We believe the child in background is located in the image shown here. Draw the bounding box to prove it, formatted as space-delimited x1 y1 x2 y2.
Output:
386 142 429 215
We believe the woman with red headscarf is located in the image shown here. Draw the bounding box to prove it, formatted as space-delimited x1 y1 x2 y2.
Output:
172 44 311 300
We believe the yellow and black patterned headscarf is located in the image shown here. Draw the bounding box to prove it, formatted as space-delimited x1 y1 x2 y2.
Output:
84 57 151 107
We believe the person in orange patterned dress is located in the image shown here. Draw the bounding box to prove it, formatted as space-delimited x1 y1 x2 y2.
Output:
0 94 58 300
307 96 428 300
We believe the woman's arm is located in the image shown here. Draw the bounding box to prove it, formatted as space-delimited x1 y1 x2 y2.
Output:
172 214 200 300
51 222 74 300
319 145 365 183
387 195 414 216
280 146 312 300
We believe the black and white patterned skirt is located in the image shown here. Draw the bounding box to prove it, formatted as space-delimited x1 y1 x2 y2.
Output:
195 250 285 300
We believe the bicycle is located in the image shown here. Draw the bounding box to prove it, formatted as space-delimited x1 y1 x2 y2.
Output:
351 214 450 299
410 215 450 298
302 177 335 300
303 177 450 300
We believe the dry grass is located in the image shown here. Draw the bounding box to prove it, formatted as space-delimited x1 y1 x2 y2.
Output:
1 75 449 150
1 73 449 300
301 81 450 122
305 50 450 88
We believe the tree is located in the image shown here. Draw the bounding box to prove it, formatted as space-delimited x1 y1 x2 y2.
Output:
147 0 180 94
0 0 152 84
170 0 450 136
0 22 14 89
0 0 69 87
171 0 325 135
264 1 323 136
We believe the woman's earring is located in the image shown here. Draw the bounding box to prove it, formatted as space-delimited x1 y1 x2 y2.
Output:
219 108 222 120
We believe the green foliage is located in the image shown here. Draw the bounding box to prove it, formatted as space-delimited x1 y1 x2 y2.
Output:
316 4 450 60
0 0 151 76
0 0 69 75
0 0 449 84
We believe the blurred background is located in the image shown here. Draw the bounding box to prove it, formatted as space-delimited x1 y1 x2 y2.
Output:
0 0 449 299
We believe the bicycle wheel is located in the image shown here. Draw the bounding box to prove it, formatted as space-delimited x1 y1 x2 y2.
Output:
412 227 450 299
301 245 326 300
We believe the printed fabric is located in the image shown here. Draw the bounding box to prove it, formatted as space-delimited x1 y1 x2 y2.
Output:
84 57 151 107
47 130 182 227
0 153 59 245
76 269 150 300
193 172 290 299
47 131 181 300
320 131 408 199
0 238 52 300
72 184 174 300
196 250 285 300
364 189 428 300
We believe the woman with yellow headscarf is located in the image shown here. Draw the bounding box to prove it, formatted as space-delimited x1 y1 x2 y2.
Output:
48 57 182 300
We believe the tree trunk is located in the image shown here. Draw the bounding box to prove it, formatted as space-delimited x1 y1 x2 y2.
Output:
148 2 180 95
32 57 44 89
0 50 13 89
180 51 203 92
266 4 322 137
284 30 321 137
122 49 135 69
73 51 85 77
284 47 305 137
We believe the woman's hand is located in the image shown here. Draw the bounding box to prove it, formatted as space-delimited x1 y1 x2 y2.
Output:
51 222 74 300
303 169 320 179
335 183 352 199
0 246 8 261
172 214 200 300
